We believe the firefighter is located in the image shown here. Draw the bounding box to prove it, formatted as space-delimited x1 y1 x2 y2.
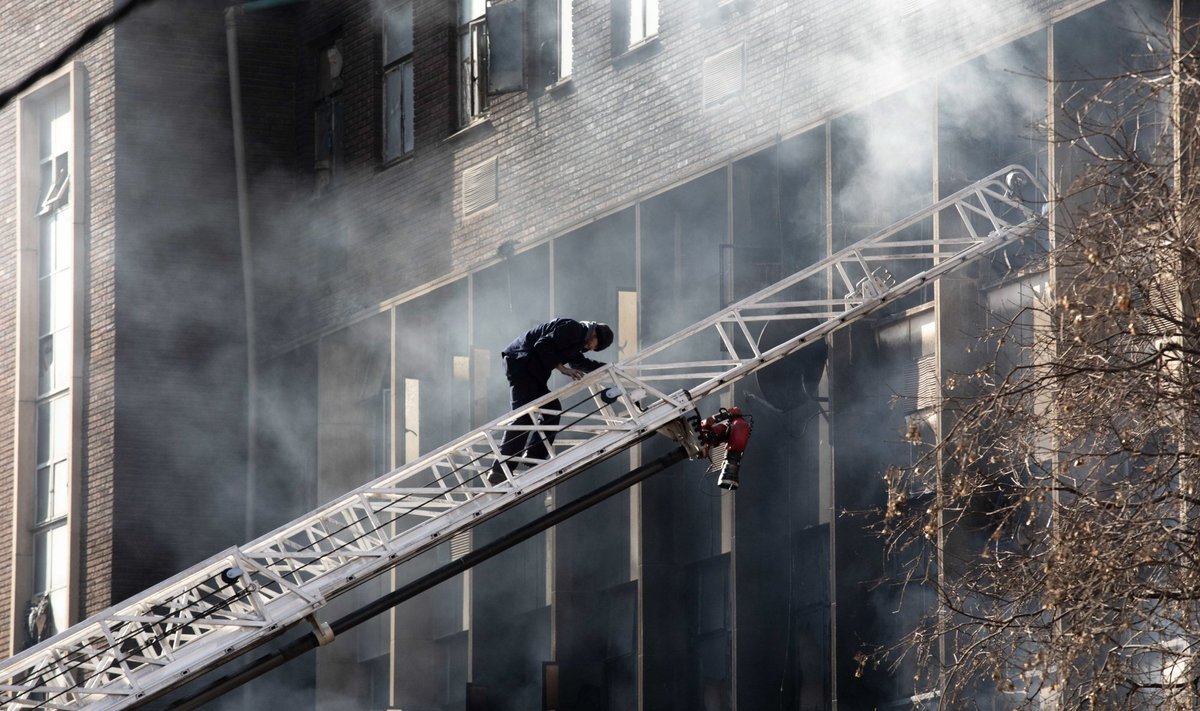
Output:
488 318 614 485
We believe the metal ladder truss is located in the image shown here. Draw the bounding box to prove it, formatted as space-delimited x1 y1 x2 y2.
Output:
0 165 1045 710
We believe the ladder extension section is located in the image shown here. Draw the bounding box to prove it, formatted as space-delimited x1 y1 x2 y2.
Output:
0 165 1045 710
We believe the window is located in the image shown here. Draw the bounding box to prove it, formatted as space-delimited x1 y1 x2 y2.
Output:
628 0 658 47
314 38 344 194
373 386 392 476
24 86 74 646
536 0 571 84
459 0 489 125
34 92 71 642
487 0 525 93
557 0 573 80
382 2 414 161
612 0 658 56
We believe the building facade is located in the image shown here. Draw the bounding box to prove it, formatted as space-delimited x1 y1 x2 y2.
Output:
0 0 250 659
0 0 1186 709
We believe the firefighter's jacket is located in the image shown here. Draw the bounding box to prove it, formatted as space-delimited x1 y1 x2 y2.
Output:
502 318 605 382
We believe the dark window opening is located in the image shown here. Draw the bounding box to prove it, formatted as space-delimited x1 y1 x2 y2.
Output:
383 1 415 161
313 37 344 195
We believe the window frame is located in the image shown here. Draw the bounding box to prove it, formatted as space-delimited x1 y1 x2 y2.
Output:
458 3 489 126
313 36 345 194
557 0 573 81
381 1 415 163
627 0 659 48
12 64 85 652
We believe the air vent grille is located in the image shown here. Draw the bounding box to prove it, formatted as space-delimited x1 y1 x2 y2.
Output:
703 44 744 107
902 353 939 411
1144 271 1180 336
450 529 472 561
462 157 498 215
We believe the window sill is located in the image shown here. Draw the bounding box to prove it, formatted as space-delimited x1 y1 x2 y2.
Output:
545 77 575 97
612 36 662 69
378 152 415 172
717 0 751 14
444 117 495 144
308 185 340 203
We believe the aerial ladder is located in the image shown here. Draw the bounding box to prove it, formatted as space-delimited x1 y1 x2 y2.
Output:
0 165 1045 710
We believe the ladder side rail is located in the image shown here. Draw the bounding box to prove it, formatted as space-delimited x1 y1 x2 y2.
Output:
232 379 662 590
6 376 674 708
18 543 322 695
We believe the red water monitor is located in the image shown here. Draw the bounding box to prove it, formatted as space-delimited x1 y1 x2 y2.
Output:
697 406 752 490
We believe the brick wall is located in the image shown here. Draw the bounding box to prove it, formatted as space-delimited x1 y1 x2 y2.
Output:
0 0 1105 653
80 33 119 620
0 93 16 653
243 0 1096 350
0 0 120 640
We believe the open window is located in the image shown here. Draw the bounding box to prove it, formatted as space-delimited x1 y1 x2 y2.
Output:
458 0 489 125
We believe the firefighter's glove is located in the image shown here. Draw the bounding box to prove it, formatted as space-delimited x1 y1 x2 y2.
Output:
557 365 586 381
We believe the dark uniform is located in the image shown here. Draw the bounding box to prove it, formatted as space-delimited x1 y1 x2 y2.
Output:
498 318 606 463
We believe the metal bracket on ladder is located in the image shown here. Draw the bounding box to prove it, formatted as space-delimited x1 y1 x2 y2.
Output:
0 166 1045 710
305 615 335 647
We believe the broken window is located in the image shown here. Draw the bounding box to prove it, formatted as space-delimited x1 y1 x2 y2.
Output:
458 0 489 125
37 154 68 215
37 95 70 216
382 1 414 161
314 37 344 194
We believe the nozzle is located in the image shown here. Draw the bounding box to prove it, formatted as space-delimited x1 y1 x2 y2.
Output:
717 453 740 491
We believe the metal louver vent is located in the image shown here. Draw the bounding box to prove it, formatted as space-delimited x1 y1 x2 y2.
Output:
916 353 938 410
462 157 498 215
1144 271 1180 336
703 44 743 107
903 353 939 411
450 529 472 561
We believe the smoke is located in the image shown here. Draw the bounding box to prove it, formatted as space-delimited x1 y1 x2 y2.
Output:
103 0 253 599
76 0 1180 708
